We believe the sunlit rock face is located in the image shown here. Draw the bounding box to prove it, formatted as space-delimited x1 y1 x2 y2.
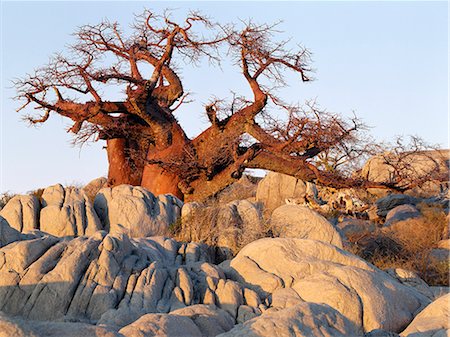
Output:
223 238 430 333
400 293 450 337
94 185 183 238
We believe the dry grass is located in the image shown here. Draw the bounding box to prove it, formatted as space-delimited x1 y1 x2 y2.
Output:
348 203 449 286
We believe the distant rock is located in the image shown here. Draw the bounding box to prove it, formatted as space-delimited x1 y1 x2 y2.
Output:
376 194 419 218
271 204 343 248
336 218 376 239
400 293 450 337
224 238 429 333
384 205 420 227
40 184 102 237
256 172 319 211
361 150 450 197
94 185 183 237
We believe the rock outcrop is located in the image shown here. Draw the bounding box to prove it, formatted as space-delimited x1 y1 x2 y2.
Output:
223 238 430 333
256 172 319 211
401 293 450 337
40 184 102 237
0 195 40 232
94 185 183 237
217 302 363 337
270 204 343 248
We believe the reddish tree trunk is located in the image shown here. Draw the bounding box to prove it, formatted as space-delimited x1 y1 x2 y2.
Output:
106 138 142 186
141 164 183 199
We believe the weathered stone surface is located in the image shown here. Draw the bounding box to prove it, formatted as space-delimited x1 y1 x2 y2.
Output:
337 218 376 239
271 205 343 248
225 238 429 332
375 195 419 218
82 177 107 202
119 312 203 337
365 330 400 337
429 248 449 265
0 232 212 323
0 311 120 337
94 185 182 237
40 184 102 237
217 302 363 337
0 216 25 248
171 305 235 336
255 172 323 211
0 195 40 232
386 268 434 300
385 205 420 227
401 293 450 337
215 279 244 319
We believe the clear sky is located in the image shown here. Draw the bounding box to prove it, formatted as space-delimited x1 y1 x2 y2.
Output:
1 1 448 194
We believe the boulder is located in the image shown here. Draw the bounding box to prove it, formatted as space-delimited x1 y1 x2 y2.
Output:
270 205 343 248
225 238 430 333
385 268 434 300
376 195 419 218
336 218 376 239
361 150 450 197
256 172 320 211
217 302 363 337
401 293 450 337
94 185 183 237
82 177 107 202
429 248 449 264
0 216 26 248
118 305 235 337
0 195 40 232
385 205 420 227
40 184 102 237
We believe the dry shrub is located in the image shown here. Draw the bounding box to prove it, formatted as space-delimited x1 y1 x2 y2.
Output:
350 204 449 286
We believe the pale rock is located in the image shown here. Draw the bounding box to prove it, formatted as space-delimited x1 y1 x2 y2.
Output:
0 195 40 232
386 268 434 299
227 238 429 332
215 279 244 319
236 305 258 324
40 184 102 237
271 204 343 248
176 267 194 305
243 288 261 307
94 185 182 237
82 177 107 202
97 307 143 329
256 172 309 211
337 218 376 238
429 248 449 264
385 205 420 227
0 311 120 337
119 312 202 337
171 304 235 336
401 293 450 337
268 287 303 309
217 302 363 337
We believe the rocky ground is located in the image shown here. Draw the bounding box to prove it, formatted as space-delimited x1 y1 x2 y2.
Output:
0 170 448 337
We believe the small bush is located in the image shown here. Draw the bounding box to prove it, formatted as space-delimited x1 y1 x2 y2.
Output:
349 204 449 286
0 191 16 210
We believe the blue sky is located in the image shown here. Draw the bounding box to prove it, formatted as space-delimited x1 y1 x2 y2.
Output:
1 1 448 193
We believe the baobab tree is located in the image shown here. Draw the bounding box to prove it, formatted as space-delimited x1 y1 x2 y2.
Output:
15 10 425 201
